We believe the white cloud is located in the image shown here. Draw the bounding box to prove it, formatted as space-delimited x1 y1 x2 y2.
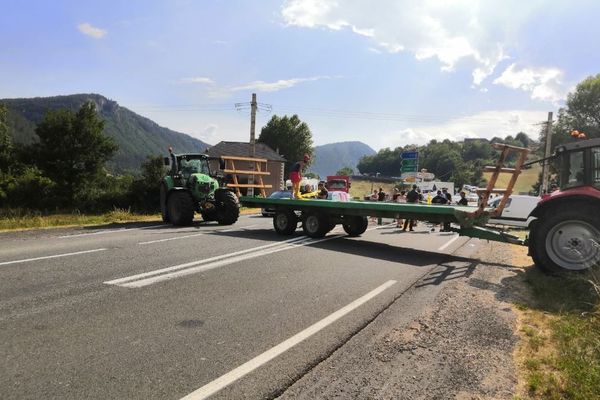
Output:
229 76 326 92
374 110 546 149
493 64 567 103
77 22 107 39
204 76 332 98
181 77 215 85
280 0 546 84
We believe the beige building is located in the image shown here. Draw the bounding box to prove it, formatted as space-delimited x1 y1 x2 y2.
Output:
206 141 286 196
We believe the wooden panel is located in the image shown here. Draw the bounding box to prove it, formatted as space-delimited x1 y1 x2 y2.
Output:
222 169 270 175
221 155 268 163
227 184 273 189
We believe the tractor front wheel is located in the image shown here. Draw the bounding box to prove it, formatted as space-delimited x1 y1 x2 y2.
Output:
167 191 194 226
215 190 240 225
530 205 600 274
160 183 170 223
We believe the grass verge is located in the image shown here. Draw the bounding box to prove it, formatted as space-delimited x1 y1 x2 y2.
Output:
511 246 600 399
0 207 261 232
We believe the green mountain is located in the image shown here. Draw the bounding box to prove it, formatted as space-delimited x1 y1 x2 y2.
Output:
2 93 210 172
309 141 376 178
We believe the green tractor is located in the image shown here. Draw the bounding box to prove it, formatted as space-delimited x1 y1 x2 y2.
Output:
160 149 239 226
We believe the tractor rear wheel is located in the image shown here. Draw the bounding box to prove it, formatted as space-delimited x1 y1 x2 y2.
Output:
168 191 194 226
530 205 600 274
160 183 170 223
273 209 298 235
302 212 330 238
342 215 368 237
215 190 240 225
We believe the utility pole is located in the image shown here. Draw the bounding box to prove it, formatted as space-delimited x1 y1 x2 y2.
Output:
234 94 271 196
540 111 553 194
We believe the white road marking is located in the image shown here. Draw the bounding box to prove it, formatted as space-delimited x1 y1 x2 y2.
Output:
105 235 310 286
179 280 397 400
0 248 107 266
437 235 461 251
58 224 163 238
108 224 378 288
138 224 261 244
139 233 206 245
116 235 342 288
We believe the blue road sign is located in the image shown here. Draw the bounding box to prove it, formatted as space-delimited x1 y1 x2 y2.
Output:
401 151 418 159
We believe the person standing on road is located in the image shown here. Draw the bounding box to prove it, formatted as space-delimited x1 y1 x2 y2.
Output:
402 184 419 231
290 154 310 199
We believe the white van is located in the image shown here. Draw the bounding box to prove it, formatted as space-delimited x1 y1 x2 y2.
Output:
487 195 541 227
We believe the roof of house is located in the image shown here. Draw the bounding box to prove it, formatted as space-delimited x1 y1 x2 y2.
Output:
206 141 286 162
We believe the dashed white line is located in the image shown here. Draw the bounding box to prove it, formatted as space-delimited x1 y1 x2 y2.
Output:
139 233 206 245
437 235 461 251
179 279 397 400
0 248 108 266
58 224 163 238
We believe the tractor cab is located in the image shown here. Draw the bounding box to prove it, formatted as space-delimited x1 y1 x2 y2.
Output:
165 153 212 179
554 137 600 191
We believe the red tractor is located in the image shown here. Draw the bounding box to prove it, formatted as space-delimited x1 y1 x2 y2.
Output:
528 137 600 273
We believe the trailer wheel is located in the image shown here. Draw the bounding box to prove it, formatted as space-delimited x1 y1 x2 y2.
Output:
342 215 369 237
531 205 600 273
273 209 298 235
302 212 330 238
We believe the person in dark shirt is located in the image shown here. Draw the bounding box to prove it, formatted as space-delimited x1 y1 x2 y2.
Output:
317 182 328 199
457 191 468 206
442 187 452 202
377 187 386 201
402 185 419 231
431 190 448 205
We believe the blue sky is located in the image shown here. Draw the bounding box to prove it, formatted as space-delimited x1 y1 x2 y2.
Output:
2 0 600 150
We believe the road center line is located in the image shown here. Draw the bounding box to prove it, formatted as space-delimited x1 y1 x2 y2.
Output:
58 224 163 238
438 235 461 251
116 235 340 288
138 224 261 245
105 235 310 285
179 280 397 400
0 248 107 266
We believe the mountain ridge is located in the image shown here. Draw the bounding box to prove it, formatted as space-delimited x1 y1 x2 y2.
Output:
2 93 211 172
310 141 376 177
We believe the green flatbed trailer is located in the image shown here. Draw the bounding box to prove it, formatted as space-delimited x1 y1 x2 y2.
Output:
239 196 524 245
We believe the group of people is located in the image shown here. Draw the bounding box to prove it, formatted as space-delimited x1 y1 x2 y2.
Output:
368 184 470 232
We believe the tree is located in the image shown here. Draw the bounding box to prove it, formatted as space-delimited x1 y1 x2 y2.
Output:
0 103 11 172
336 166 354 176
551 73 600 147
32 101 118 204
257 114 313 175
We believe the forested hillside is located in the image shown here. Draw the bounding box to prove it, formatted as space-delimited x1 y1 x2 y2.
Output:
3 94 210 172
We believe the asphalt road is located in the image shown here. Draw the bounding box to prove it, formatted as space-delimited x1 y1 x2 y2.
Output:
0 215 472 399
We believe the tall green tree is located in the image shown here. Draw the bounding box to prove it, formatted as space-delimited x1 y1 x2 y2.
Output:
257 114 313 175
0 103 11 172
551 73 600 147
33 101 118 204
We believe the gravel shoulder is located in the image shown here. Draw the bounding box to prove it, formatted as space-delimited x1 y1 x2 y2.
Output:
279 238 525 399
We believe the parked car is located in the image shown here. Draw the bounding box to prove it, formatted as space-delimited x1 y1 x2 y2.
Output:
261 190 292 216
487 195 541 227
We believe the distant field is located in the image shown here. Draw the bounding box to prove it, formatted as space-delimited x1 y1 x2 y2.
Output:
349 179 400 199
483 164 541 194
